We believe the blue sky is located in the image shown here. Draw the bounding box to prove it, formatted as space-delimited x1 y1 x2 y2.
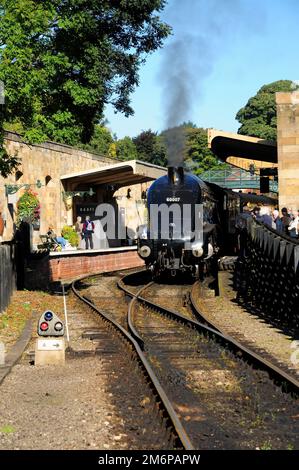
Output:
105 0 299 139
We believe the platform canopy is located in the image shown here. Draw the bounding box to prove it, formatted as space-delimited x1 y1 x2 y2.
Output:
208 129 277 171
60 160 166 189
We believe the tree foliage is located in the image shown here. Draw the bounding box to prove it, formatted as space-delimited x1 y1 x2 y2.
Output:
0 0 170 176
116 136 138 161
185 127 226 175
131 125 224 174
236 80 297 141
79 124 114 156
133 129 167 166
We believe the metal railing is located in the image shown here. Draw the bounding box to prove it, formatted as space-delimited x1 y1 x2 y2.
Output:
234 219 299 331
201 168 278 193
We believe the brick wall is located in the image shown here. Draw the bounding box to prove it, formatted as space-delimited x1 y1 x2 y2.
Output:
25 249 144 288
50 250 144 281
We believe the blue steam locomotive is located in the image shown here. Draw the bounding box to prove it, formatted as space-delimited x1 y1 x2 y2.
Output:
137 166 278 278
137 166 221 277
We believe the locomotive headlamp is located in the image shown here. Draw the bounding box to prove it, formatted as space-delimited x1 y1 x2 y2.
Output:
140 230 147 240
138 225 148 240
192 243 204 258
138 245 151 258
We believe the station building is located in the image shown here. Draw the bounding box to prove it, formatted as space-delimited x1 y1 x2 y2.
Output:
0 131 166 283
1 90 299 284
0 131 165 247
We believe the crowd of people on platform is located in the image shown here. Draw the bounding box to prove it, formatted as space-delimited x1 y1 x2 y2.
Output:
259 206 298 238
236 204 299 257
240 205 299 238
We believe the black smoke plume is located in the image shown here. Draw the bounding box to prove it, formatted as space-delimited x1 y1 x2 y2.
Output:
159 0 264 167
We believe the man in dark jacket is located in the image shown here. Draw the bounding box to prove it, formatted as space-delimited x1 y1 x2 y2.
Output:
235 205 251 256
83 216 95 249
281 207 291 236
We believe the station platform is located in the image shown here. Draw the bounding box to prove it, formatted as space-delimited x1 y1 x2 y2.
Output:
26 246 144 287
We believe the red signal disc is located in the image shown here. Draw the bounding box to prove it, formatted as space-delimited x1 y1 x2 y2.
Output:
40 322 49 331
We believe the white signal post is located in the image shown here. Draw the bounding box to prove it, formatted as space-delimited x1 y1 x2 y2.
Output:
62 284 70 344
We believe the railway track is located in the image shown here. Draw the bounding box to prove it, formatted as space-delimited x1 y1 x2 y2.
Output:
71 271 194 450
118 271 299 450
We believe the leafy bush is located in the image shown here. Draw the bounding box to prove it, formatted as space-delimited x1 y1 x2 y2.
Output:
61 225 79 247
17 189 40 226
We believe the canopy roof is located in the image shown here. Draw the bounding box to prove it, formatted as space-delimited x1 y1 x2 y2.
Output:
208 129 277 165
61 160 167 188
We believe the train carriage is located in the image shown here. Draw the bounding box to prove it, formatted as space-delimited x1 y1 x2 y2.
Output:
137 166 278 278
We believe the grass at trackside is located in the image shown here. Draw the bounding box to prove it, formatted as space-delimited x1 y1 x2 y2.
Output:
0 290 65 351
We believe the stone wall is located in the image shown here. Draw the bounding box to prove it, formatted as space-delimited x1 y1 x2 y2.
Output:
0 132 113 243
276 92 299 211
0 132 149 245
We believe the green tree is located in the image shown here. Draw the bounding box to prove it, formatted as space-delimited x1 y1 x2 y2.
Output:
116 136 138 161
185 127 226 175
0 0 170 176
236 80 298 141
132 125 224 174
133 129 167 166
79 124 114 156
160 124 224 174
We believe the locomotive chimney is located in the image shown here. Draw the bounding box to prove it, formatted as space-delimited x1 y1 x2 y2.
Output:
168 166 184 185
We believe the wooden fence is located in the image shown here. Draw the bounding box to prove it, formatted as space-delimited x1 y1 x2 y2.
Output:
0 243 16 313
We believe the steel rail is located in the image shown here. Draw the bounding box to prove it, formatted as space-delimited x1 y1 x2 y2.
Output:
189 282 299 394
71 275 194 451
119 272 299 396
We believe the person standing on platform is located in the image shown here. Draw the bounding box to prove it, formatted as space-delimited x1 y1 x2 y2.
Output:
259 206 272 227
281 207 291 235
75 216 83 246
252 206 262 221
288 209 299 239
235 204 251 257
272 209 283 233
83 215 95 249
